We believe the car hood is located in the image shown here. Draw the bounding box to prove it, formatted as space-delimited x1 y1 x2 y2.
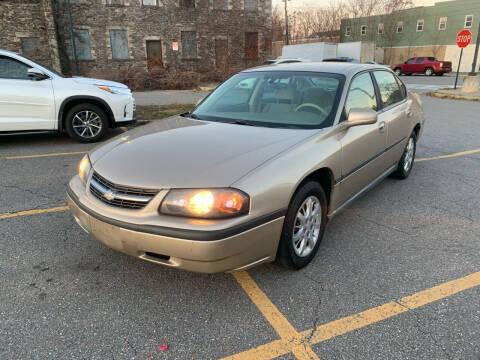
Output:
89 116 317 189
73 77 128 89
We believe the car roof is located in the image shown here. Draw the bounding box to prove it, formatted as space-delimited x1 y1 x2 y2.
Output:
244 62 389 78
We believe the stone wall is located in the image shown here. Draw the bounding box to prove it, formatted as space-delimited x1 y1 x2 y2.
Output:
53 0 272 76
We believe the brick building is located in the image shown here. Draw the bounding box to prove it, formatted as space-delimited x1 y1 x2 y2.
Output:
1 0 272 76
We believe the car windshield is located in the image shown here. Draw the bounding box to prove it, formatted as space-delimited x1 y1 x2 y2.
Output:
192 71 344 129
21 55 66 77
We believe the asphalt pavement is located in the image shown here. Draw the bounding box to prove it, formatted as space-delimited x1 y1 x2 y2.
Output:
1 91 479 359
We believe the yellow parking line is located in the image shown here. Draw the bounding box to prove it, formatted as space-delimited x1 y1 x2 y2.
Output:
4 151 86 160
0 206 69 220
232 271 320 360
225 270 480 360
416 148 480 162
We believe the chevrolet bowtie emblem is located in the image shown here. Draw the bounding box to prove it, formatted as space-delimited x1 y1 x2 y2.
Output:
103 190 115 201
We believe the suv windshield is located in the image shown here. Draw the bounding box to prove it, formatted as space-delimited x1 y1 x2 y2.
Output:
192 71 344 129
21 55 66 77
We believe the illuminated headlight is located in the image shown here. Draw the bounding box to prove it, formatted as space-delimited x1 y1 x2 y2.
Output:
160 189 250 219
78 155 92 185
97 85 131 95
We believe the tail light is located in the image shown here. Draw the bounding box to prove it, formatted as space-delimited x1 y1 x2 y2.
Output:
440 62 444 67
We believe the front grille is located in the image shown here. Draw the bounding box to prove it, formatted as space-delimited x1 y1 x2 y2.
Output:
89 171 158 210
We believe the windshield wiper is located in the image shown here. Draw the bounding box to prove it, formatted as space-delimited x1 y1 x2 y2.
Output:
180 112 202 120
223 120 256 127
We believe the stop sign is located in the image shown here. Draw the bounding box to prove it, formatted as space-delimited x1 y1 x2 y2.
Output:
456 29 472 48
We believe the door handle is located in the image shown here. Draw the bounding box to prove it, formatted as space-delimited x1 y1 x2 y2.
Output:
407 110 414 118
378 121 386 133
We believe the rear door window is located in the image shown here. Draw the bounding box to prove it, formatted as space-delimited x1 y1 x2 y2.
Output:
415 58 424 63
373 71 405 108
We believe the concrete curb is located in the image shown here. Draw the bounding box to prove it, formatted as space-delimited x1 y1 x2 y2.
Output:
426 90 480 102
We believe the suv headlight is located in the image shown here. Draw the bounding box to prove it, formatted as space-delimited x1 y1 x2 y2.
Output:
159 188 250 219
98 85 131 95
78 155 92 185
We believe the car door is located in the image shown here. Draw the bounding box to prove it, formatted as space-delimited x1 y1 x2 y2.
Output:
413 57 424 73
337 71 388 205
0 55 55 131
403 58 416 73
372 71 410 167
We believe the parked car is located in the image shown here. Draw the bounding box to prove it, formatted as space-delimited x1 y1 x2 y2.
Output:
323 57 359 63
262 57 311 65
393 57 452 76
68 63 424 273
0 49 135 142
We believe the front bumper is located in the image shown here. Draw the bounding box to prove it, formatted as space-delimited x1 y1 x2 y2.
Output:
67 179 284 274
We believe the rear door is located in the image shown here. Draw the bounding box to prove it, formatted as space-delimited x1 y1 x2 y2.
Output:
338 71 388 205
372 70 410 167
0 55 55 131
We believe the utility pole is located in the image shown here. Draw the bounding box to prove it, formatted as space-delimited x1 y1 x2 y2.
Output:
67 0 79 75
469 23 480 76
284 0 289 45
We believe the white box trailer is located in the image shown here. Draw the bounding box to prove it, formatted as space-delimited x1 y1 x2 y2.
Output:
337 41 376 62
281 42 337 62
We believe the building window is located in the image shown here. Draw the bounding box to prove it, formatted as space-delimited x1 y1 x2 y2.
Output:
106 0 124 4
361 25 366 36
417 19 424 32
213 0 227 10
396 21 403 33
109 30 129 60
73 29 92 60
146 40 163 69
181 31 197 58
377 23 384 35
244 0 257 11
245 32 258 59
180 0 195 8
465 15 474 28
143 0 157 4
20 37 42 58
439 17 447 30
345 27 351 36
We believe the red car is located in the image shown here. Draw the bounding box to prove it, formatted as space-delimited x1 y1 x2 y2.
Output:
393 57 452 76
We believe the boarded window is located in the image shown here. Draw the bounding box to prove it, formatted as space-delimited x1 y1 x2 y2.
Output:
146 40 163 69
215 39 228 69
439 17 447 30
180 0 195 8
181 31 197 58
21 37 42 58
143 0 157 4
110 30 129 60
244 32 258 59
396 21 403 33
244 0 257 10
73 29 92 60
213 0 227 10
106 0 124 4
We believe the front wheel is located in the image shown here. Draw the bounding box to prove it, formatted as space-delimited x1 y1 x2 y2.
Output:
391 132 416 179
394 68 402 76
65 103 108 143
277 181 328 270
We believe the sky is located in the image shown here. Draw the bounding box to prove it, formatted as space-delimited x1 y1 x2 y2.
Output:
272 0 443 10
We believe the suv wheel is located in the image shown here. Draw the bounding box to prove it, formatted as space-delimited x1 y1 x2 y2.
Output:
65 103 108 143
277 181 328 270
391 132 416 179
424 68 433 76
394 68 402 76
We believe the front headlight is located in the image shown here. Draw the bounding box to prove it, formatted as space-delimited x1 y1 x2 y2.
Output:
97 85 131 95
159 188 250 219
78 155 92 185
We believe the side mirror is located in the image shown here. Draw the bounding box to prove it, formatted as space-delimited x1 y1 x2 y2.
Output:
27 68 49 81
346 108 377 127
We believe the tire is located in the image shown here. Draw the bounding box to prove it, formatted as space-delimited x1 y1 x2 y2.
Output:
277 181 328 270
391 131 416 179
394 68 402 76
436 72 444 76
424 67 433 76
65 103 108 143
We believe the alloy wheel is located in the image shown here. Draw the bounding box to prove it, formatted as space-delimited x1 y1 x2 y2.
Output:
72 110 103 139
403 137 415 173
292 196 322 257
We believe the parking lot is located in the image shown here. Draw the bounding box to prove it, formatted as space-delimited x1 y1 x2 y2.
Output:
1 89 480 359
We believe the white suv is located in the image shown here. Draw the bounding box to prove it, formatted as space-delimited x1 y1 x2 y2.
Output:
0 49 135 142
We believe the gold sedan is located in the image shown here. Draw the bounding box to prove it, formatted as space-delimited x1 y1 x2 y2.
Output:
67 63 424 273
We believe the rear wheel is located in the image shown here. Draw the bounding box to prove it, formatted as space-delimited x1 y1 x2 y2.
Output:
436 72 444 76
65 103 108 143
391 132 416 179
424 67 434 76
277 181 328 270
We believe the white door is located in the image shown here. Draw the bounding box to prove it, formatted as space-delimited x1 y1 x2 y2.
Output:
0 55 55 131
